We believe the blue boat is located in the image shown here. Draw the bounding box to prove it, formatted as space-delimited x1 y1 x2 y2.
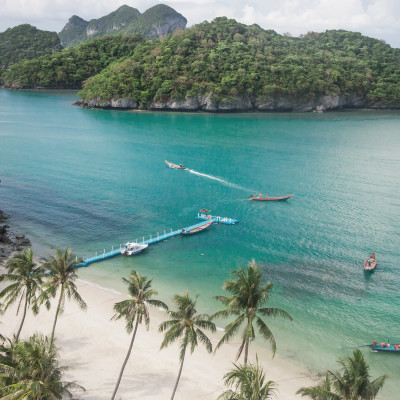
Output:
370 341 400 352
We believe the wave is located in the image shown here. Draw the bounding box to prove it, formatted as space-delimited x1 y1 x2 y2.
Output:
186 168 251 192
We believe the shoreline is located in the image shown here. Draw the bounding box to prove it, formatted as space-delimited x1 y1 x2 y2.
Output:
0 210 315 398
0 269 315 399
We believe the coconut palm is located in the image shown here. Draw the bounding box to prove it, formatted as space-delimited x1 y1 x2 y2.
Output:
211 260 293 364
39 247 86 345
218 356 276 400
159 292 216 400
0 248 44 342
0 333 84 399
111 271 168 400
297 349 387 400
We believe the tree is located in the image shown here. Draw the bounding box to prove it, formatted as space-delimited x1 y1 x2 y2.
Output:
219 357 276 400
111 271 168 400
0 248 44 342
40 247 86 345
211 260 292 364
159 292 216 400
297 349 387 400
0 333 84 399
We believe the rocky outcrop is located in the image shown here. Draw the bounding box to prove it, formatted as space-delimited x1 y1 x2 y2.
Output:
0 210 31 265
79 92 370 112
146 15 187 38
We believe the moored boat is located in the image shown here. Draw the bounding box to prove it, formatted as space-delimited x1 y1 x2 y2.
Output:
165 160 186 169
181 221 213 235
364 253 377 271
249 194 293 201
121 242 148 256
369 340 400 352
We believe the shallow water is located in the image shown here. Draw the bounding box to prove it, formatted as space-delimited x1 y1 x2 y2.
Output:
1 89 399 398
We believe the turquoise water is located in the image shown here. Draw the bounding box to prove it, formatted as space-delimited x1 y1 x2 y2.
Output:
1 89 399 397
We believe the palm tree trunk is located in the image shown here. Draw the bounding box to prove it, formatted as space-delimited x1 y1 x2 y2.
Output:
111 316 140 400
15 295 28 343
50 286 64 345
244 338 249 365
171 348 186 400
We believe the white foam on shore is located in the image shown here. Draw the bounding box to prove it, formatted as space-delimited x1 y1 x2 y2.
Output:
78 278 122 295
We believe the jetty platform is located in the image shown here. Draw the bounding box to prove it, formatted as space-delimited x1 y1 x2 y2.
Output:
75 214 238 268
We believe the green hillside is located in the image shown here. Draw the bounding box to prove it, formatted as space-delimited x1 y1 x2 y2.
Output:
0 24 62 68
2 35 144 89
58 15 89 48
76 18 400 109
58 4 186 48
121 4 187 38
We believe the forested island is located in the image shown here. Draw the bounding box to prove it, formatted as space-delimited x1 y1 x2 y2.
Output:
0 24 61 69
2 17 400 112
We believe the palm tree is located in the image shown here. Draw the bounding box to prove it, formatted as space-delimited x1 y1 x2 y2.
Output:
297 349 387 400
111 271 168 400
0 248 44 342
0 333 84 399
218 356 276 400
211 260 293 364
40 247 86 345
159 292 216 400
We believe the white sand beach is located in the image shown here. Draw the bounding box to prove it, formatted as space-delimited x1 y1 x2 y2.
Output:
1 271 314 399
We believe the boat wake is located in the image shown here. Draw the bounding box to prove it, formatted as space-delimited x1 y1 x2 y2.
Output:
186 169 250 192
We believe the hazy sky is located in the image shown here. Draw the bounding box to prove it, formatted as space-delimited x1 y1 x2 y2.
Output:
1 0 399 48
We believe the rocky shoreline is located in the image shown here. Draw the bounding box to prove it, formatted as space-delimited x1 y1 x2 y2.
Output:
0 209 31 266
77 93 400 113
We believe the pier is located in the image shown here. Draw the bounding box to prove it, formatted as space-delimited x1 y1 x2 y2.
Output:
75 214 238 268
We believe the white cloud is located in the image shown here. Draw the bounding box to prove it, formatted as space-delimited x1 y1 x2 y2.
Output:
0 0 399 47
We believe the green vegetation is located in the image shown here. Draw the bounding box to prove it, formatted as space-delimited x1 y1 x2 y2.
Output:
0 24 62 69
211 261 292 364
58 15 89 48
39 247 86 345
219 358 276 400
120 4 187 39
59 5 140 48
58 4 186 48
159 292 216 400
297 349 387 400
0 248 44 342
2 35 144 88
76 17 400 108
111 271 168 400
0 334 84 399
4 18 399 108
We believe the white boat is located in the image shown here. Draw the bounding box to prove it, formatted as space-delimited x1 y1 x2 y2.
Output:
121 242 148 256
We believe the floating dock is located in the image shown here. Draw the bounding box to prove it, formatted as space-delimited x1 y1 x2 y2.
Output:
75 214 238 268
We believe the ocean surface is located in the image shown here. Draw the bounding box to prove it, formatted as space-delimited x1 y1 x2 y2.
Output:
1 89 399 398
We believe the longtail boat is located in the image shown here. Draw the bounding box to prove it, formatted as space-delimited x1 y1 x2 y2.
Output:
369 341 400 352
364 253 377 271
165 160 185 169
182 221 213 235
249 194 293 201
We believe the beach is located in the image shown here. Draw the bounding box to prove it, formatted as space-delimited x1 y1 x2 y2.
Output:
0 269 314 399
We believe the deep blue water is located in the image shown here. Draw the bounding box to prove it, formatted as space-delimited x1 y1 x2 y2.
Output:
0 89 399 398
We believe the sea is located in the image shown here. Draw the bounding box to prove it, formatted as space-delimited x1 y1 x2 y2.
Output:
0 89 399 398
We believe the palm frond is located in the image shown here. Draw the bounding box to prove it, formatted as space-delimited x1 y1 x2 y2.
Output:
215 314 245 351
255 317 276 356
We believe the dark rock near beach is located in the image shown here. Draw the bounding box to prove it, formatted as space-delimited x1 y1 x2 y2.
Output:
0 210 10 222
0 209 32 265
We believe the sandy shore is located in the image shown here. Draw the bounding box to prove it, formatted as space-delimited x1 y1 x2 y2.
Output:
0 270 314 399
